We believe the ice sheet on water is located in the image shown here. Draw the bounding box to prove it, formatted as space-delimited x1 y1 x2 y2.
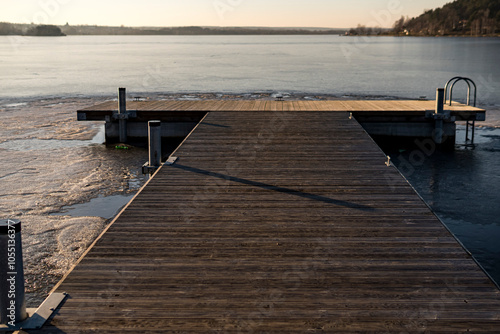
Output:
0 98 148 307
52 194 135 219
21 215 107 306
0 138 98 151
4 102 28 108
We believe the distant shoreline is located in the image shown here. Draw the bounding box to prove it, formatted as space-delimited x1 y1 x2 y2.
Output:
2 22 499 37
1 23 348 36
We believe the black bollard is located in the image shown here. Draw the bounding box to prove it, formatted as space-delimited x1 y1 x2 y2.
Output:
148 120 162 169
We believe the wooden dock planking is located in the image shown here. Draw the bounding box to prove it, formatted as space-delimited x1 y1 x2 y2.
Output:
78 99 485 114
30 108 499 333
78 95 485 160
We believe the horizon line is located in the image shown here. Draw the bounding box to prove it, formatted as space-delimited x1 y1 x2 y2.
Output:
3 22 391 31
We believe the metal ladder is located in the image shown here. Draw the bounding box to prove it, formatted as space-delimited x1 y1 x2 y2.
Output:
444 77 477 143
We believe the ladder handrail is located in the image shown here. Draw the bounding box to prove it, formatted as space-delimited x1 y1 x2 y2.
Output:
444 76 463 103
450 78 471 105
444 76 478 144
444 76 477 107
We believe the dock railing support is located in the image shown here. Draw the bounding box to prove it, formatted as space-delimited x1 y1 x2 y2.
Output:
142 120 162 175
0 219 27 326
433 88 446 145
118 88 127 143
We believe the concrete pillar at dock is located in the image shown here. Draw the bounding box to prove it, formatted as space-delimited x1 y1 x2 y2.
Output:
148 120 162 168
118 88 127 143
0 219 27 326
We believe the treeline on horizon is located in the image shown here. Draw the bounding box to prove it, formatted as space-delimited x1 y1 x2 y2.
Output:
0 23 346 36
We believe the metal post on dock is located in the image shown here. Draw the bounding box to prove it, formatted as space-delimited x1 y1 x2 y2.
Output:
149 120 162 169
142 120 162 175
0 219 27 326
434 88 445 144
435 88 444 115
118 88 127 143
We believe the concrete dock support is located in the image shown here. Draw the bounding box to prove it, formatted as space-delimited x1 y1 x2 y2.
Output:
0 219 27 326
148 120 162 168
118 88 127 143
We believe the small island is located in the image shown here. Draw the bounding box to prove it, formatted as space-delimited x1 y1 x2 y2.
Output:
25 25 65 37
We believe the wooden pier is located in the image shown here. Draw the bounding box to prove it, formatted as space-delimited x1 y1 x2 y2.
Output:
28 101 499 332
77 99 486 147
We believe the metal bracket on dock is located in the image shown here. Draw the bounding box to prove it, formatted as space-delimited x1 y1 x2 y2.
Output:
142 157 177 175
112 110 137 120
427 112 450 121
165 156 178 166
425 110 451 121
77 112 86 121
0 292 67 331
142 162 160 175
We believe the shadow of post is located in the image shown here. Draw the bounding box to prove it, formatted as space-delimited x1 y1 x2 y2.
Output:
171 163 376 211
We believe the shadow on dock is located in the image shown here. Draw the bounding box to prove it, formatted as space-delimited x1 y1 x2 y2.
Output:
172 163 376 211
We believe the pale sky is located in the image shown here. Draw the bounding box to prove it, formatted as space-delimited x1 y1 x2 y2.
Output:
2 0 451 28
